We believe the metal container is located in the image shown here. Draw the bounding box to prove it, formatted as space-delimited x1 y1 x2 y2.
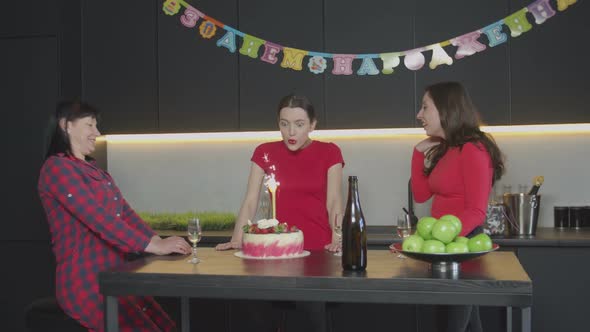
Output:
484 203 508 236
503 193 541 237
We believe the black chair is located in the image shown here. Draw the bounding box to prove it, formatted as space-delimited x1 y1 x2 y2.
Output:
25 297 87 332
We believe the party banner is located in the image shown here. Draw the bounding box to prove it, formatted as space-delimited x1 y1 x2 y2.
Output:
162 0 578 76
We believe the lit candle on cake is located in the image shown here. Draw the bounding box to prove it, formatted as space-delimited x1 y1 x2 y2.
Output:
265 174 280 219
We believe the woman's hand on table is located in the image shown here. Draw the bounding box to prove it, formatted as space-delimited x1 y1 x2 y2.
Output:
324 241 341 253
215 240 241 251
145 236 192 256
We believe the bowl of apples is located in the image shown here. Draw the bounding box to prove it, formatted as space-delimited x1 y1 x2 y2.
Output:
393 215 499 273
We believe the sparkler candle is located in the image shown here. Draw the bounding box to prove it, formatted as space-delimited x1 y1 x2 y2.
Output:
264 174 280 219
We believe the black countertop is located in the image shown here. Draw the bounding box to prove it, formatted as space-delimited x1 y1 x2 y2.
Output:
160 227 590 248
369 227 590 248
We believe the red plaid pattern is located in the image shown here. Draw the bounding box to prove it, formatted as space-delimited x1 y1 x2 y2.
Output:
38 154 175 332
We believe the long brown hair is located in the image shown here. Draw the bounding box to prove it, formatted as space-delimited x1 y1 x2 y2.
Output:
423 82 504 184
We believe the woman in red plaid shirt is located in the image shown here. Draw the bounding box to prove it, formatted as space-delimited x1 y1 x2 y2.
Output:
38 101 192 331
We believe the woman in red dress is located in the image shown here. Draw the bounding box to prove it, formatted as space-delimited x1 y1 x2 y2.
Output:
38 101 192 331
411 82 505 332
216 94 345 332
216 94 344 252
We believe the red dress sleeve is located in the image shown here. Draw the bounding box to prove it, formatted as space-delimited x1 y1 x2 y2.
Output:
325 142 345 168
410 148 433 203
251 143 268 170
456 143 493 236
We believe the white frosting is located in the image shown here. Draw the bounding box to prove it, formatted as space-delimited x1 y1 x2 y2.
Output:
243 231 303 246
256 218 279 229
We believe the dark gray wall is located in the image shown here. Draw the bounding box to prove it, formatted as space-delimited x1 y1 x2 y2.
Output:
1 0 588 331
0 1 81 330
82 0 589 134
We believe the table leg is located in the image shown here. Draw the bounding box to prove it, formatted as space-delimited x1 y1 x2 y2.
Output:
506 307 512 332
521 307 531 332
181 297 190 332
105 295 119 332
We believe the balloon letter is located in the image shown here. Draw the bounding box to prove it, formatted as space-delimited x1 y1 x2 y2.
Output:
481 21 508 47
216 30 237 53
404 51 425 71
557 0 577 11
280 48 308 71
239 35 265 59
504 8 532 37
380 53 400 74
357 58 380 75
199 21 217 39
163 0 180 16
261 42 283 64
332 54 355 75
308 56 327 74
429 45 453 69
451 31 486 59
527 0 556 24
181 8 200 27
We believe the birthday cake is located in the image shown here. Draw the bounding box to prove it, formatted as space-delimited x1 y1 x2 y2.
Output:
241 219 304 258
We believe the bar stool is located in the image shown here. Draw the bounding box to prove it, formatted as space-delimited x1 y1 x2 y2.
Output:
25 297 87 332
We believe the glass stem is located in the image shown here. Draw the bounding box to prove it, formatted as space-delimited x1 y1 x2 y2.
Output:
192 243 197 259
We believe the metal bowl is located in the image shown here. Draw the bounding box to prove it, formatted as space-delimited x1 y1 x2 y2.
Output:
392 243 500 274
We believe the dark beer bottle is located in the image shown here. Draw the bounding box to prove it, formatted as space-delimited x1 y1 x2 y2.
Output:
342 176 367 271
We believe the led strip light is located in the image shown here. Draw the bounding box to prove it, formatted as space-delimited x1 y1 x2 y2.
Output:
100 123 590 144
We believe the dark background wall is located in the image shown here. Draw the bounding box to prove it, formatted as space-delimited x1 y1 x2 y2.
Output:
83 0 589 134
1 0 81 330
1 0 588 330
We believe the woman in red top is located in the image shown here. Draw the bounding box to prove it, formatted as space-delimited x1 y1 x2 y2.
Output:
216 94 344 252
38 101 192 332
411 82 504 332
216 94 344 332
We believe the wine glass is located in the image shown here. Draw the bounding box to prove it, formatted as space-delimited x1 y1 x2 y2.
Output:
333 215 343 257
187 217 202 264
397 215 412 238
395 215 412 258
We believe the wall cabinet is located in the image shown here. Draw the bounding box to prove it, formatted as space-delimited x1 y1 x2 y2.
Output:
81 0 589 134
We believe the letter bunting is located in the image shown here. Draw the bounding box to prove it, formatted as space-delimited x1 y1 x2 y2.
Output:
162 0 576 76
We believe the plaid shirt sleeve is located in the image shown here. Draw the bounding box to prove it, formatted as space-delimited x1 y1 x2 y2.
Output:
121 196 157 237
40 156 152 253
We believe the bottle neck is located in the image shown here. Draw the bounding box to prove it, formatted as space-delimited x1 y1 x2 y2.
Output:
347 179 361 208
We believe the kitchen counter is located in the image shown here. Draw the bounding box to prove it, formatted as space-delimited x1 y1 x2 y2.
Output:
158 226 590 248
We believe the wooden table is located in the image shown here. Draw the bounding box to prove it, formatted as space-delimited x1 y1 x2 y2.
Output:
99 248 532 332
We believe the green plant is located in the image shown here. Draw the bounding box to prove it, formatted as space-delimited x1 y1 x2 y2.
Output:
138 211 236 231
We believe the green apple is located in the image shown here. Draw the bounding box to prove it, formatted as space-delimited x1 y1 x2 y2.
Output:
439 214 462 237
454 236 469 244
446 242 469 253
467 233 493 252
422 240 446 253
416 216 438 240
431 220 457 244
402 234 424 252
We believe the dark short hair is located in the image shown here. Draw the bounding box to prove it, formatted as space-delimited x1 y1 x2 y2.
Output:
44 100 100 159
276 94 316 123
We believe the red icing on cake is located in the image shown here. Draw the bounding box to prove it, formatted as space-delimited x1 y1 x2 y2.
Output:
242 222 304 258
